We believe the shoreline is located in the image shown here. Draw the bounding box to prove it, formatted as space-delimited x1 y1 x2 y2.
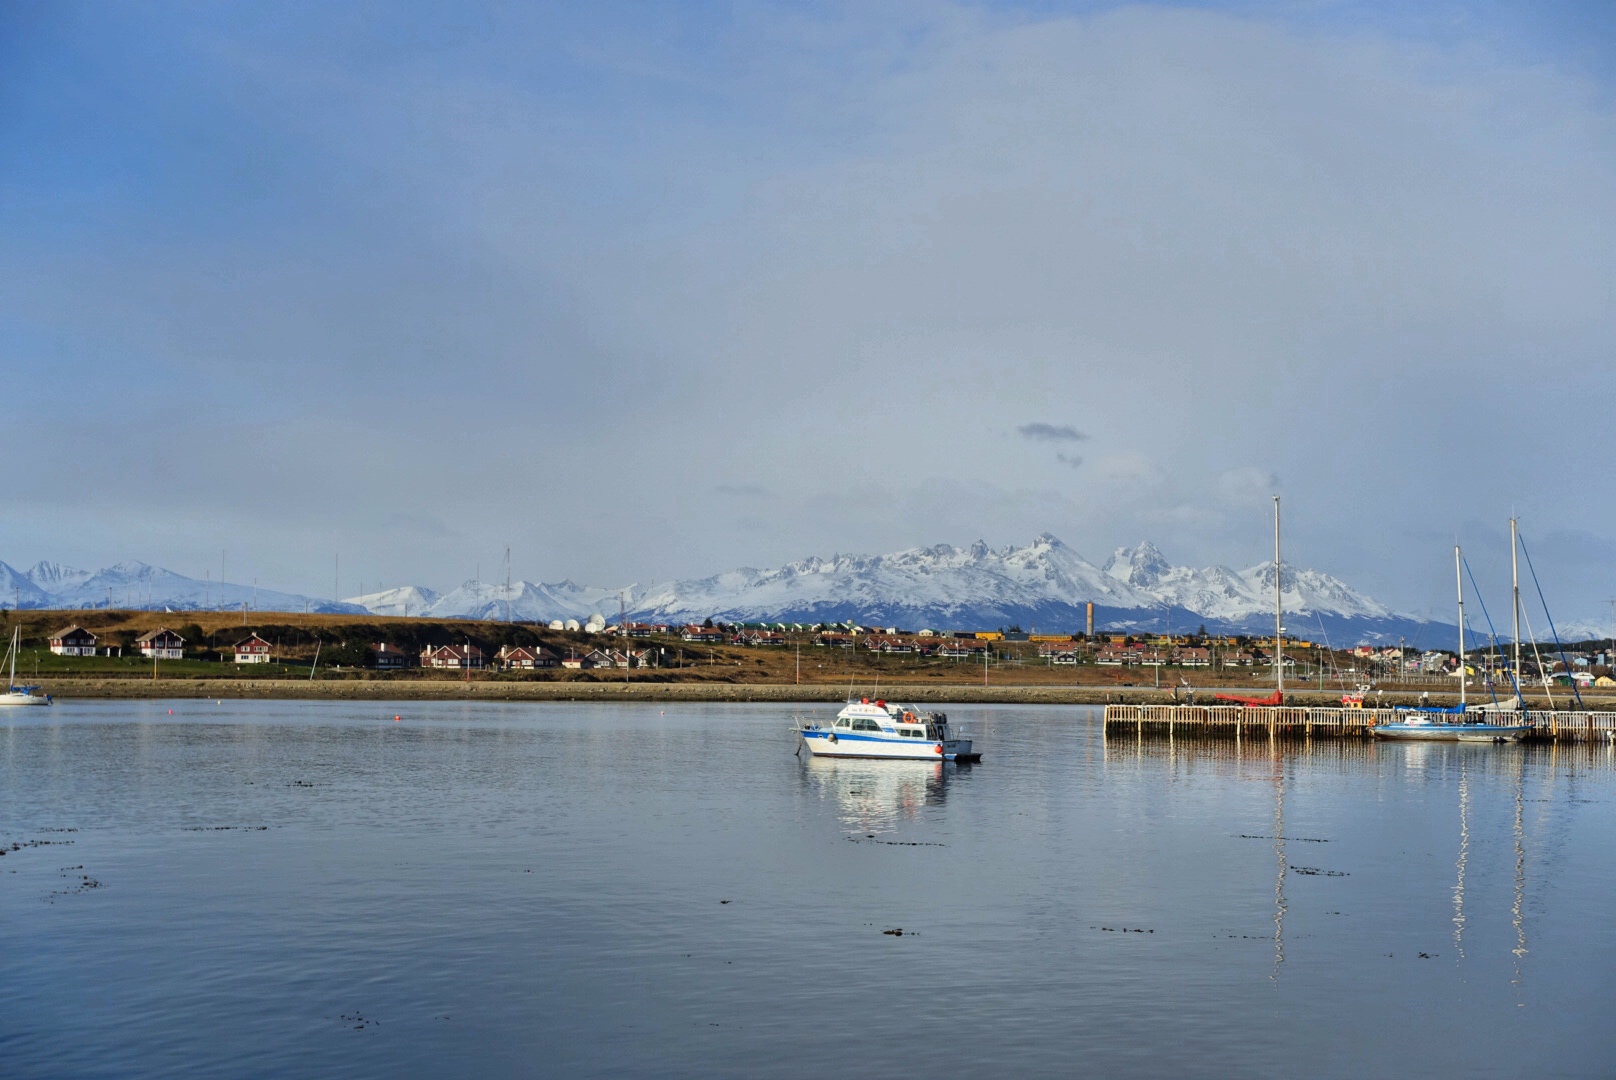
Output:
26 677 1611 709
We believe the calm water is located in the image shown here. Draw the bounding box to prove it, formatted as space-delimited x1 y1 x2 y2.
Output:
4 701 1615 1078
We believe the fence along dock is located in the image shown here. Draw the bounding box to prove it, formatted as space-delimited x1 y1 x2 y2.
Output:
1102 704 1616 743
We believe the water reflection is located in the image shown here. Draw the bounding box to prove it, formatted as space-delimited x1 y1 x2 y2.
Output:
798 757 949 832
1097 729 1595 992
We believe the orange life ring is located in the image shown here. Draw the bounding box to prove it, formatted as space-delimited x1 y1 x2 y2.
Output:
934 744 944 755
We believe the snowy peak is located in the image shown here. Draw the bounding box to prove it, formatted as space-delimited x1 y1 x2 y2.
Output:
26 561 91 591
1104 542 1172 588
343 586 440 618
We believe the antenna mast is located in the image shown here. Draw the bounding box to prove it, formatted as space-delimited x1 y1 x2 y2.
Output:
1455 544 1466 708
1510 518 1521 704
1274 495 1283 696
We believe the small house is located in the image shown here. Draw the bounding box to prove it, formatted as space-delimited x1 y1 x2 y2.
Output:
498 645 559 671
421 644 485 670
49 625 98 657
371 643 411 670
234 634 273 664
136 628 184 660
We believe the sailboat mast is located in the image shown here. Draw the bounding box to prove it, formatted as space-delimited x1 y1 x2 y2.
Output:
1455 544 1466 708
1511 517 1521 702
1274 496 1283 696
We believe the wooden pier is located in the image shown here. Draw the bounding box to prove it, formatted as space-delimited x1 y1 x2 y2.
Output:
1102 704 1616 743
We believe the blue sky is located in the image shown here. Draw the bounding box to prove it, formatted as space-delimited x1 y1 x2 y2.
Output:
2 1 1613 620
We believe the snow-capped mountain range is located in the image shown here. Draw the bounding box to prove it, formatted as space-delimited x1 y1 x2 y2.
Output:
9 536 1601 646
0 560 364 615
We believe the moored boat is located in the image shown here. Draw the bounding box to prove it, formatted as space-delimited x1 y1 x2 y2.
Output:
0 628 51 707
796 699 979 761
1371 713 1530 742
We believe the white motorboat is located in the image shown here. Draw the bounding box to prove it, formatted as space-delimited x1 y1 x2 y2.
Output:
0 627 51 707
796 698 979 761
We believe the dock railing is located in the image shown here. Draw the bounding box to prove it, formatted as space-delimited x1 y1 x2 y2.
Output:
1102 704 1616 742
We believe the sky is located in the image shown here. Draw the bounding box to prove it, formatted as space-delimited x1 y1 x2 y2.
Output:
2 0 1613 621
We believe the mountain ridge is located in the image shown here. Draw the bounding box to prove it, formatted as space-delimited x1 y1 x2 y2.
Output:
2 535 1570 646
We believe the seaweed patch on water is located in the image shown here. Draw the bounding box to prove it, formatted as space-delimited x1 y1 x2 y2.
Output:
846 836 945 847
339 1012 379 1030
45 869 103 903
182 826 269 831
1095 926 1154 934
1235 834 1329 843
1289 866 1348 877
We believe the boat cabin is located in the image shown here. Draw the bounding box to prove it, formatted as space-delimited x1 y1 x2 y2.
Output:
832 699 946 739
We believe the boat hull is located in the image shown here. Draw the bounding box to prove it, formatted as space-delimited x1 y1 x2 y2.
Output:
1373 723 1528 742
0 692 50 707
800 730 973 761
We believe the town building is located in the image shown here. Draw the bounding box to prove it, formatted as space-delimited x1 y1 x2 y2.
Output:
497 645 559 671
421 644 485 669
234 634 273 664
49 626 97 656
371 643 411 670
136 628 184 660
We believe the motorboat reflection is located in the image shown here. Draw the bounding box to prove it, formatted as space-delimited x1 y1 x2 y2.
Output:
801 756 948 832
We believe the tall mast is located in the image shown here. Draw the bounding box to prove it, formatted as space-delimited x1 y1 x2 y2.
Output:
1455 544 1466 708
1274 496 1283 696
1511 517 1521 703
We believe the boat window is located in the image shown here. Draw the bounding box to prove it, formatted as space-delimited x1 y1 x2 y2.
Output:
834 718 851 729
852 718 882 732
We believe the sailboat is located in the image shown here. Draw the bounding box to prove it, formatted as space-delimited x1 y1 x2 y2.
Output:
1372 542 1528 742
0 627 53 707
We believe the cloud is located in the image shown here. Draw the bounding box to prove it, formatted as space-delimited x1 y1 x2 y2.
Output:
1214 467 1278 507
1017 423 1088 443
715 484 770 499
3 3 1615 616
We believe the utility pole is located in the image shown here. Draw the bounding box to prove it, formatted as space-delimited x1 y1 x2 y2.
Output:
334 553 340 606
505 547 513 624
